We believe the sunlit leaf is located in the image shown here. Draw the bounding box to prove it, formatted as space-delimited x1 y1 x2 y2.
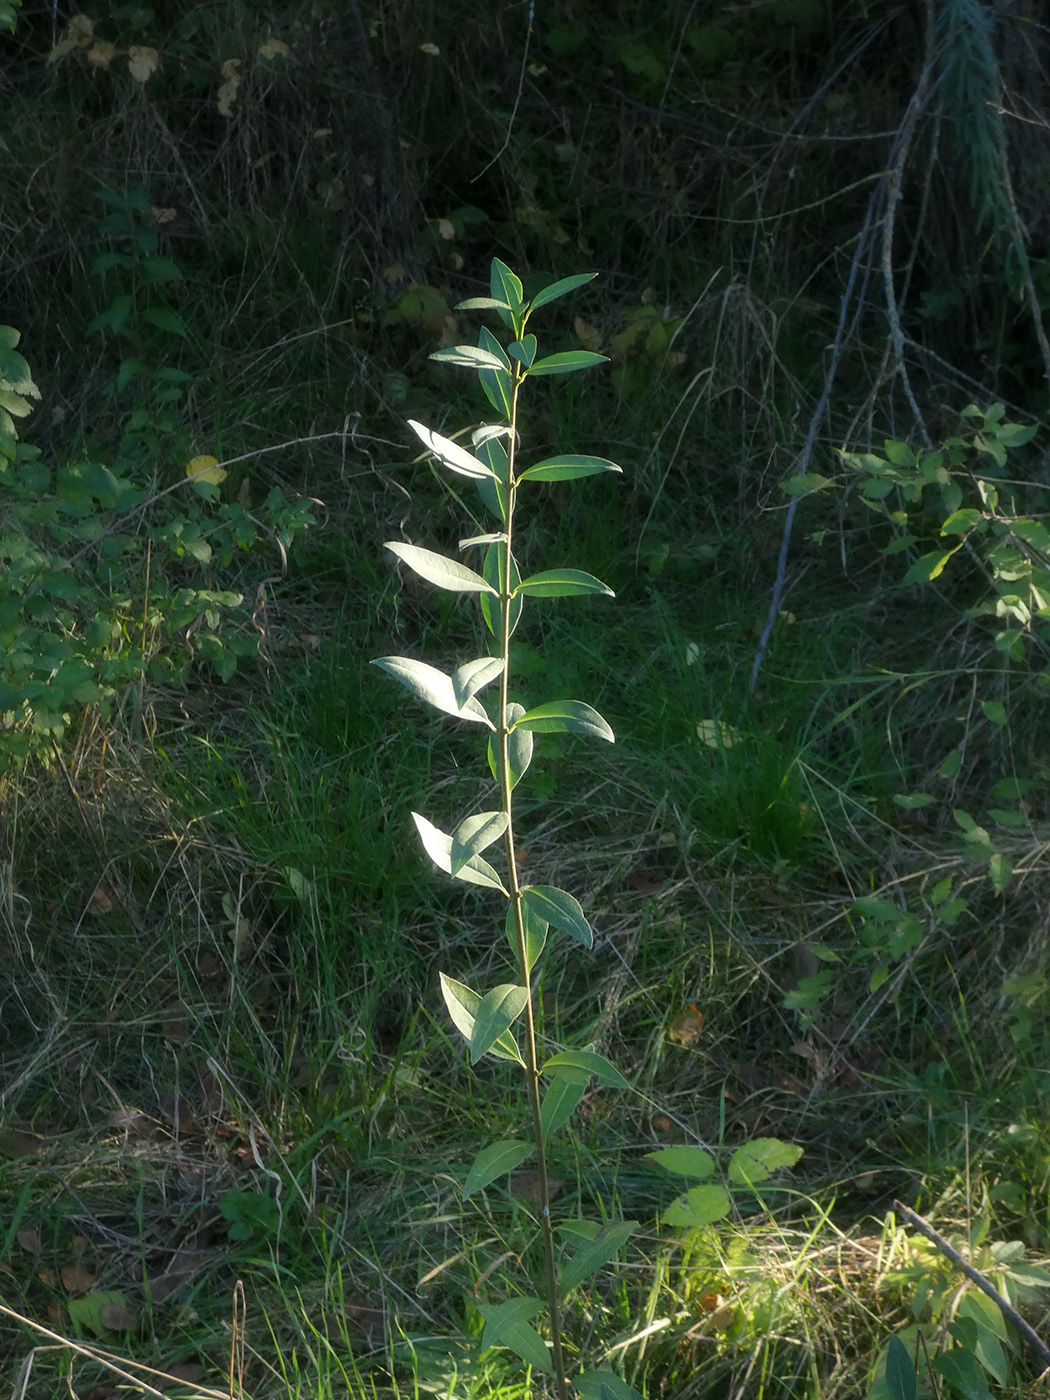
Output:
439 973 522 1064
661 1185 731 1228
488 701 534 788
385 542 496 594
451 655 503 707
450 810 508 875
371 656 493 727
407 420 497 480
412 812 507 891
428 346 508 373
646 1145 716 1179
727 1137 803 1186
507 898 547 974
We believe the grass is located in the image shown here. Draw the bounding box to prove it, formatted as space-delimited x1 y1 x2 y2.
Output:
3 2 1050 1395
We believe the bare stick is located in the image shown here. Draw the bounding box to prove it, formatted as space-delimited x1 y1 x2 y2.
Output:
894 1200 1050 1377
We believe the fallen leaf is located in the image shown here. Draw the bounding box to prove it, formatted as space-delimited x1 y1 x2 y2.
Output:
99 1299 140 1331
510 1172 564 1206
159 1363 205 1389
668 1005 704 1046
86 41 117 69
17 1225 42 1254
185 454 226 486
61 1262 98 1294
217 60 241 118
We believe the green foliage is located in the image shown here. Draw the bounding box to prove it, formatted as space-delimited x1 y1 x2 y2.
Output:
872 1228 1050 1399
375 259 639 1400
0 324 314 767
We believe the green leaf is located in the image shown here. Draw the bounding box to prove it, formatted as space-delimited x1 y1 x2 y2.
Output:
412 812 507 892
407 420 497 480
439 973 522 1064
385 542 496 594
884 440 916 467
575 1372 646 1400
941 508 983 535
478 1296 551 1373
646 1145 716 1179
463 1140 533 1199
67 1291 131 1338
541 1050 629 1090
471 984 529 1063
527 350 608 376
979 699 1007 726
727 1137 803 1186
428 345 509 373
450 810 508 875
480 541 521 636
514 568 614 598
558 1220 637 1294
371 656 494 728
478 326 513 419
490 258 525 312
931 1348 994 1400
540 1074 586 1138
661 1185 731 1228
988 850 1012 894
518 454 622 482
903 548 956 584
454 295 512 312
507 899 547 975
884 1334 917 1400
451 655 503 707
508 334 537 368
489 701 534 789
781 473 833 496
521 885 592 948
142 306 187 336
512 699 614 742
528 272 598 312
892 792 937 809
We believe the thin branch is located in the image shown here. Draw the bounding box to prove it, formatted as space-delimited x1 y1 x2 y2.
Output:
894 1200 1050 1378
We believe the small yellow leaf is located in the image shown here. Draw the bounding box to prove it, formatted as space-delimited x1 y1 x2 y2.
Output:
258 38 291 60
127 45 159 83
87 41 117 70
217 59 241 117
185 455 227 485
419 42 440 55
574 316 602 353
437 218 456 241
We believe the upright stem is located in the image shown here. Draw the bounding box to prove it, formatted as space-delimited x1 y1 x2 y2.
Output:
498 369 571 1400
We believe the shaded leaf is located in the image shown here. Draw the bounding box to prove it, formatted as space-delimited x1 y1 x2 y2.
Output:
450 810 508 875
491 258 525 312
540 1075 586 1138
513 699 614 742
541 1050 628 1090
506 898 547 975
489 701 534 789
463 1140 533 1199
478 1296 551 1373
439 974 522 1064
514 568 614 598
518 454 622 482
884 1334 917 1400
471 983 529 1064
521 885 592 947
575 1371 646 1400
558 1220 637 1294
528 272 598 311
